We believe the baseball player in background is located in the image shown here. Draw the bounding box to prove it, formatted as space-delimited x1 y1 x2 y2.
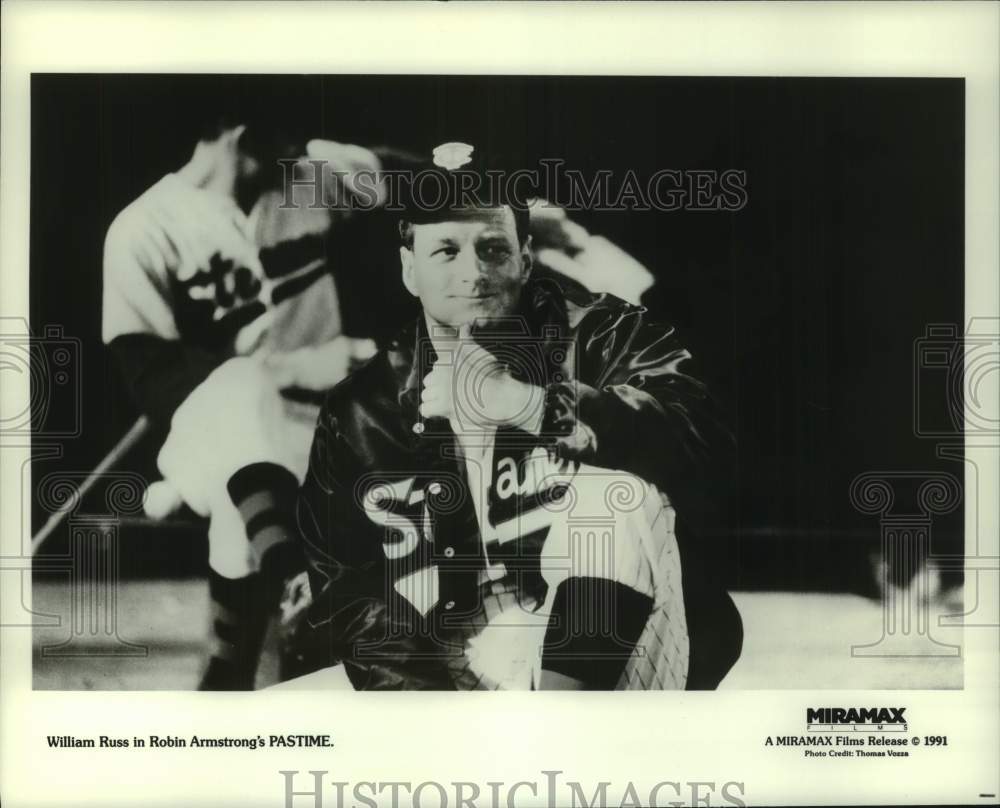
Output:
102 115 380 688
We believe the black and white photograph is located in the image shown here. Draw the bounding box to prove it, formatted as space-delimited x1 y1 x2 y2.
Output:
26 72 967 693
1 3 997 807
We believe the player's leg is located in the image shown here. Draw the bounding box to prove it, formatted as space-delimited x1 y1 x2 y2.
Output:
156 357 314 689
200 568 269 690
200 461 305 690
535 466 689 690
452 462 687 691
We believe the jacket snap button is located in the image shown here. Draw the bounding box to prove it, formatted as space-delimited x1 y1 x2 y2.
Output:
444 547 455 558
444 600 456 610
429 482 442 495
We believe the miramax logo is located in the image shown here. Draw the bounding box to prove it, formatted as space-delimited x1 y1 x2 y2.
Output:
807 707 907 732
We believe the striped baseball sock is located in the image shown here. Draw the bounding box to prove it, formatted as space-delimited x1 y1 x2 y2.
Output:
199 571 268 691
226 462 303 588
198 462 303 691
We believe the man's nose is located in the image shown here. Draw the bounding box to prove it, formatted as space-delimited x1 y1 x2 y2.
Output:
453 245 485 282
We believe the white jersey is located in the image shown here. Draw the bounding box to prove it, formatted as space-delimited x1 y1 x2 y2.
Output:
102 167 341 357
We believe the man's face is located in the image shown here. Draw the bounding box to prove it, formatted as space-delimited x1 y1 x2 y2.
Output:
400 207 531 328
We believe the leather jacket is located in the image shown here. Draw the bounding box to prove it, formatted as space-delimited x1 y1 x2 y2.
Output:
295 279 743 689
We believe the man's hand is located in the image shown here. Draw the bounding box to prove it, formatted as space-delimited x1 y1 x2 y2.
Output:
419 325 545 434
528 198 654 305
528 198 590 255
263 335 377 391
305 139 387 209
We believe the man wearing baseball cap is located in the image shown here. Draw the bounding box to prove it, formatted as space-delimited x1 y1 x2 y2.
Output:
220 141 741 690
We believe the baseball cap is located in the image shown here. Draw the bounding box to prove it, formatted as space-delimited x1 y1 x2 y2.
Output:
393 141 533 243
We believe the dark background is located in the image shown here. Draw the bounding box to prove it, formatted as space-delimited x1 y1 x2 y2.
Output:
29 74 964 592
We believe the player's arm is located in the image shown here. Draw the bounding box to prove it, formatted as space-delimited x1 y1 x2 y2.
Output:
294 402 456 690
101 191 230 426
262 336 377 392
542 305 736 534
107 333 222 428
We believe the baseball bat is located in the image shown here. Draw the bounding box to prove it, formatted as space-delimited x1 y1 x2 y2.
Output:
31 414 151 555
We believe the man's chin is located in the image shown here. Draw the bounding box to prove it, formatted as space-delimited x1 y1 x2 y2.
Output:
435 302 513 329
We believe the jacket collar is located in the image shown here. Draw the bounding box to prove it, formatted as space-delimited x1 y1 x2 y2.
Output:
388 278 572 429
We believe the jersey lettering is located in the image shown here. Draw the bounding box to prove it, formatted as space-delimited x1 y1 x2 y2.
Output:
361 477 432 560
494 447 577 501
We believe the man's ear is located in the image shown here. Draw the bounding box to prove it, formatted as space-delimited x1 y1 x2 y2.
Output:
400 247 419 298
520 235 534 282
